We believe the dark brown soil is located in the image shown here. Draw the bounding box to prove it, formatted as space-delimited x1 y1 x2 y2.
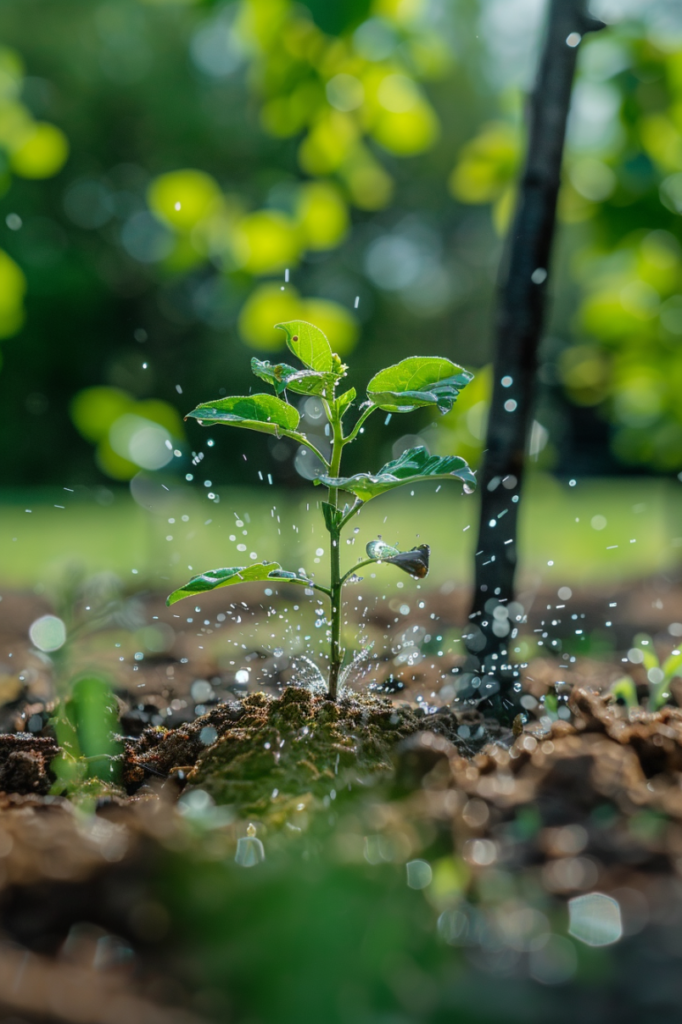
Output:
123 687 510 820
390 687 682 898
0 684 682 1020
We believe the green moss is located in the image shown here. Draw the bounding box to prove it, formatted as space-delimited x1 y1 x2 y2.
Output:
187 688 422 820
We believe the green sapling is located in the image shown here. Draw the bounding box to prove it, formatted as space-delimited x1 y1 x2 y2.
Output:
167 320 476 699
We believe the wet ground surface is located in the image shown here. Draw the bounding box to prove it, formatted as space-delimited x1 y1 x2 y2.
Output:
2 571 682 736
1 578 682 1020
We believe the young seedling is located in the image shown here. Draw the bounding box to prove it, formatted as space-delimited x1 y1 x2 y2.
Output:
611 633 682 711
167 321 476 699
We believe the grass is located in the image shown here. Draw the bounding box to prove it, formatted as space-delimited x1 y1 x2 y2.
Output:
1 474 681 593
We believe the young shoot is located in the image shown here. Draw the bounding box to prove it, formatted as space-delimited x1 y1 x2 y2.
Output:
611 633 682 711
166 320 476 699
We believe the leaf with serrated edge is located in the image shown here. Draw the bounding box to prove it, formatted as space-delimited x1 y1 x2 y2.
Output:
274 320 333 373
367 357 472 414
186 394 299 434
315 446 476 502
250 358 332 397
167 561 313 606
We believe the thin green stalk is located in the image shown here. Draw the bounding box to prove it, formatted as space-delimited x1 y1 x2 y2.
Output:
283 430 330 470
328 524 342 700
327 399 345 699
344 403 376 445
338 499 363 530
340 556 377 586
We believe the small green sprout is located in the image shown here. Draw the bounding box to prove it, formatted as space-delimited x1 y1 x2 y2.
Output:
610 633 682 711
167 320 476 699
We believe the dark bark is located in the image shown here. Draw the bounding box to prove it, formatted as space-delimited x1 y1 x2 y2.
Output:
468 0 604 723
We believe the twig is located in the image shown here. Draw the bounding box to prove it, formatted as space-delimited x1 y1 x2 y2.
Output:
469 0 604 723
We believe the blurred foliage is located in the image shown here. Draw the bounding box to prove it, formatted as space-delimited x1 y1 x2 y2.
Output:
70 385 185 479
1 0 682 485
429 362 491 469
0 45 69 349
450 23 682 473
51 674 123 800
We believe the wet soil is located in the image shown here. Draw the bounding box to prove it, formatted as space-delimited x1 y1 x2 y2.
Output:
3 581 682 1020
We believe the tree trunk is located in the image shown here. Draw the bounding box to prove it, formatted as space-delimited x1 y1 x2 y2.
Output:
468 0 604 724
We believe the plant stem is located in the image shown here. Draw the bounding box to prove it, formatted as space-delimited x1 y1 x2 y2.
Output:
327 402 345 699
283 431 330 470
338 499 362 530
344 403 376 444
328 530 342 700
469 0 603 725
340 557 377 586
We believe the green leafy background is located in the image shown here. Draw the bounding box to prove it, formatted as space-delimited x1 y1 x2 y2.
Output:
1 0 681 488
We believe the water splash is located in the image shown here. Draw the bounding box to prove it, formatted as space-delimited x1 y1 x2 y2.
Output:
290 655 327 693
339 644 376 692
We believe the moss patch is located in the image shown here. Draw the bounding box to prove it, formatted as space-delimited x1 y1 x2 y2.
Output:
191 688 426 815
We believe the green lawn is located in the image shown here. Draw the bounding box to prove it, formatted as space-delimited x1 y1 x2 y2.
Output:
1 475 681 593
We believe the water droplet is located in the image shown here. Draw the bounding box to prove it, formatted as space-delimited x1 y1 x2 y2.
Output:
199 725 218 746
29 615 66 652
191 679 214 702
406 860 432 889
235 830 265 867
568 893 621 946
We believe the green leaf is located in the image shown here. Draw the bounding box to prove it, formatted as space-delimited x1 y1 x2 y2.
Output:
611 676 638 709
650 682 671 711
186 394 299 435
367 357 473 414
337 387 357 414
167 561 313 606
366 540 400 560
250 358 333 397
366 541 430 579
663 649 682 681
321 501 344 533
275 320 333 373
544 692 558 716
315 446 476 502
633 633 659 674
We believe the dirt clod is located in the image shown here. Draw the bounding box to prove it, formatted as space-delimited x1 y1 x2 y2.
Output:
0 734 59 795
